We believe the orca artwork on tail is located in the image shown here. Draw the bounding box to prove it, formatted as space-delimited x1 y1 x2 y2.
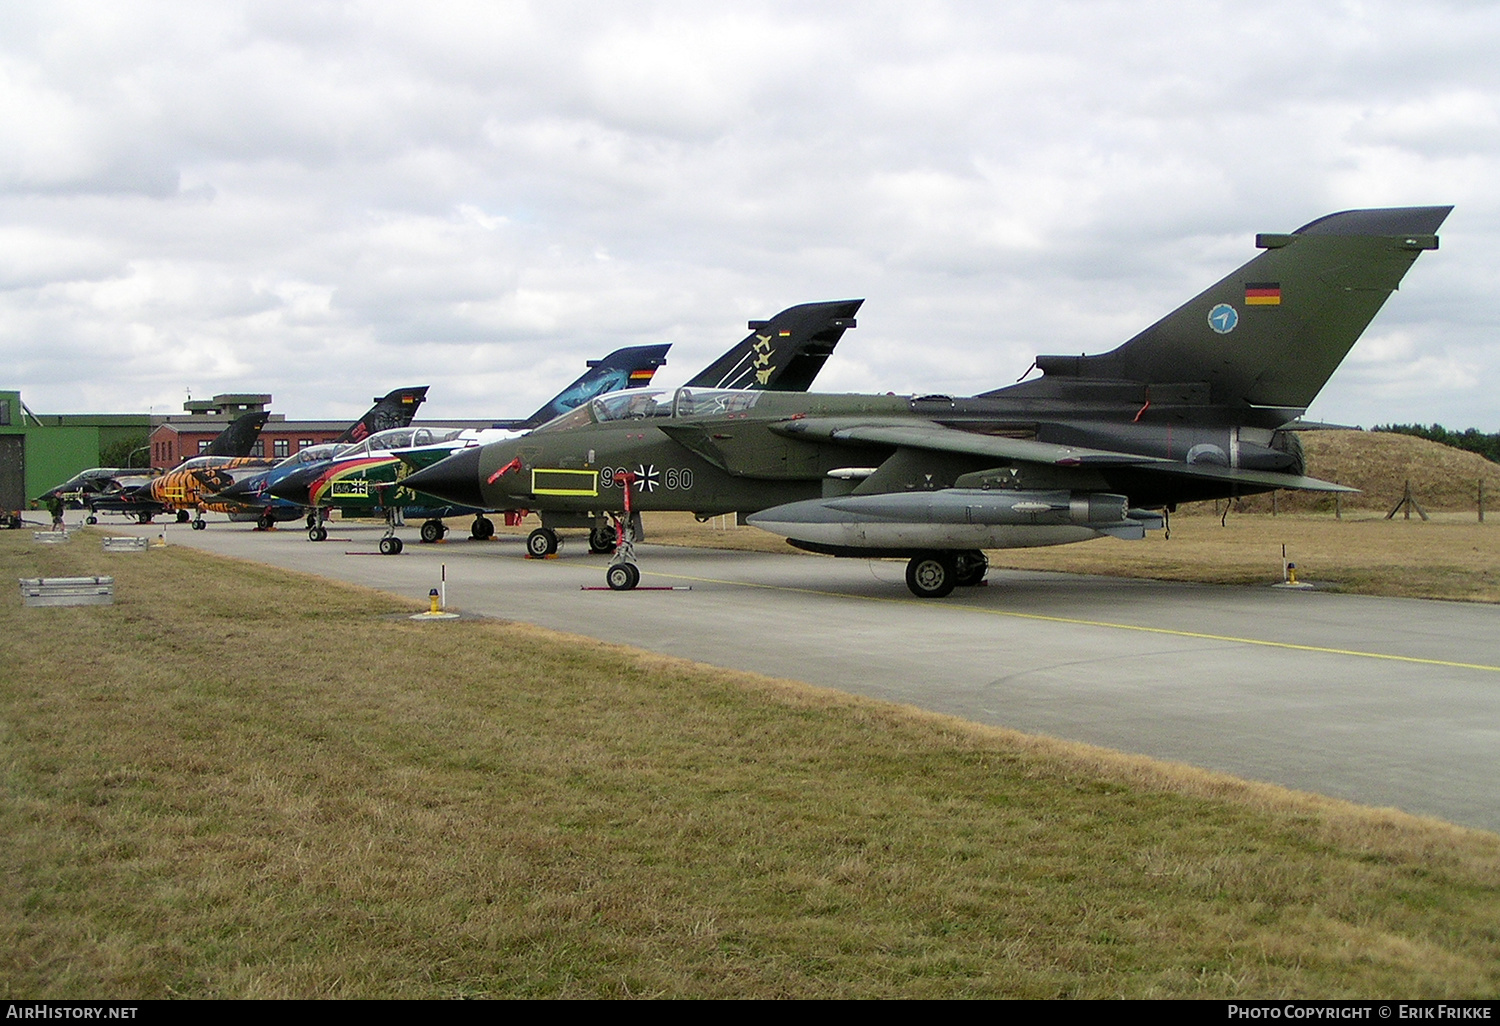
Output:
493 346 672 431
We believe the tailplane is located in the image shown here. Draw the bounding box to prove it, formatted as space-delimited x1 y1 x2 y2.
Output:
685 299 863 391
1008 207 1451 411
339 386 429 444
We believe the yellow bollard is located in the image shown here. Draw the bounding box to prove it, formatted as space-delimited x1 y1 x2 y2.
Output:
1287 562 1298 586
428 588 440 614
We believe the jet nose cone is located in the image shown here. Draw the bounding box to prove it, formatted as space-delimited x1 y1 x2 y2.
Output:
404 446 486 509
218 479 254 501
268 468 315 504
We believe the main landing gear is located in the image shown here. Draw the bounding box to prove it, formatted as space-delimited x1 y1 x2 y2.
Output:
420 519 447 543
588 523 617 554
904 550 988 599
470 515 495 540
176 510 191 523
527 526 559 558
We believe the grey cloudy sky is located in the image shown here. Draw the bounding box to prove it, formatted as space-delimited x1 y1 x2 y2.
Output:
3 0 1497 428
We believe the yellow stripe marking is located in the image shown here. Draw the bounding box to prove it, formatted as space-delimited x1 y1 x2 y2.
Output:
636 570 1500 674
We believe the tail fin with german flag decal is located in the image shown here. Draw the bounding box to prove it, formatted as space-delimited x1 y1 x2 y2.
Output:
1004 207 1451 412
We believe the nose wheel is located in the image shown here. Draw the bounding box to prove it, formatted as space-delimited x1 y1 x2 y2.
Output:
602 473 642 590
606 562 640 591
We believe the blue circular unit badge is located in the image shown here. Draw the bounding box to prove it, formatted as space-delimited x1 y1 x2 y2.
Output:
1208 303 1238 334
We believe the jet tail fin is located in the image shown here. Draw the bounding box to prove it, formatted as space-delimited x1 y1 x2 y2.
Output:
203 411 271 457
1012 207 1451 410
685 299 863 391
337 386 429 444
504 344 672 430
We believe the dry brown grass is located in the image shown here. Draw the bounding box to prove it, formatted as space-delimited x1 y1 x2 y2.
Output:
4 528 1500 998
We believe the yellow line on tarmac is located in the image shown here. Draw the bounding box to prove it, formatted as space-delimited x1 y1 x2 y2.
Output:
642 569 1500 675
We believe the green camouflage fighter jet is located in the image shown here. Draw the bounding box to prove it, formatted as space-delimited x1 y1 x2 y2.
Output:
405 207 1450 595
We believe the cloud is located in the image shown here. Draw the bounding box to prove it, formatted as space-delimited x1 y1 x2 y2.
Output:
1 0 1497 428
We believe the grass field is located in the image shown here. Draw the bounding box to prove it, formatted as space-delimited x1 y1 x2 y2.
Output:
4 528 1500 998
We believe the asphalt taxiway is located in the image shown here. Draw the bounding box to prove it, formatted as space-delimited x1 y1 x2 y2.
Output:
94 514 1500 833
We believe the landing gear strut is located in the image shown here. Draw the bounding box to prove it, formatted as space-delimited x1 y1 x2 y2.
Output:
379 508 404 555
604 472 641 590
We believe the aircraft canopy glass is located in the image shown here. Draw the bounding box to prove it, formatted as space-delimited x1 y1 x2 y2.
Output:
671 389 762 418
591 390 673 422
343 426 465 456
535 388 766 433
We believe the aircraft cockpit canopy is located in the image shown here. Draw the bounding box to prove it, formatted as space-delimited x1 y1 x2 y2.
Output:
341 426 466 457
275 443 344 469
536 388 765 433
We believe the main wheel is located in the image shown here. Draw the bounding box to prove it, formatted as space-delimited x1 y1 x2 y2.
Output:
257 513 274 530
420 519 446 543
176 510 190 523
905 553 957 598
471 516 495 540
954 550 989 587
527 527 559 558
606 562 640 591
588 525 617 554
138 513 154 524
309 525 327 542
191 519 207 531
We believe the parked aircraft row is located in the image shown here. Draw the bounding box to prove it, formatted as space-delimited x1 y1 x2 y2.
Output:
38 207 1450 598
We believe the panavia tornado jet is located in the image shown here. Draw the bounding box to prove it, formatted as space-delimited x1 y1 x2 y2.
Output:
142 387 430 529
264 345 672 546
196 386 431 529
404 207 1450 595
37 409 271 524
281 300 862 551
